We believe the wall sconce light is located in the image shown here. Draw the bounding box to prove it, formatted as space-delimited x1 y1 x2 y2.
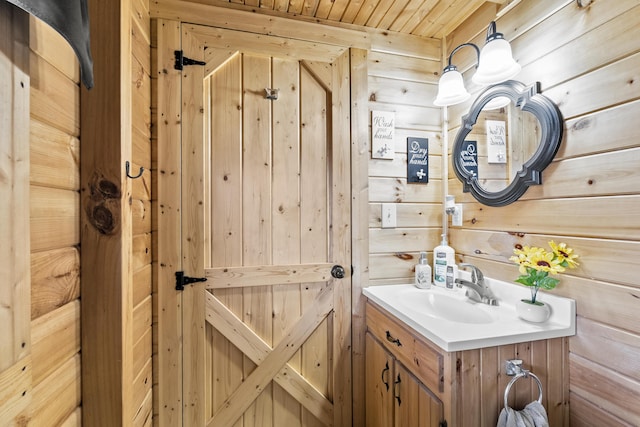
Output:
434 21 521 107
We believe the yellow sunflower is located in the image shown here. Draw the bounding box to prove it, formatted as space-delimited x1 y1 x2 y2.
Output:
510 246 550 274
549 240 580 269
528 249 565 275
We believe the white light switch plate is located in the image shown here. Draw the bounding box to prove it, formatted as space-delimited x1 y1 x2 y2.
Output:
452 204 463 226
381 203 397 228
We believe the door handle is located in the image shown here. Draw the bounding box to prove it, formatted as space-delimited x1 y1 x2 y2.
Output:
394 373 402 406
381 361 390 391
331 265 345 279
386 330 402 347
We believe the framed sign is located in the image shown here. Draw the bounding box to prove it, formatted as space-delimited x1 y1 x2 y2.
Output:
486 120 507 163
371 111 395 159
407 137 429 183
459 140 478 177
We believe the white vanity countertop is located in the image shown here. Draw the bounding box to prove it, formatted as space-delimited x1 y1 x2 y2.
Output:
363 276 576 352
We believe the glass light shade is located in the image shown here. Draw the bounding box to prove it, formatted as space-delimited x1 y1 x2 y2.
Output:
472 37 521 85
483 95 511 110
434 67 471 107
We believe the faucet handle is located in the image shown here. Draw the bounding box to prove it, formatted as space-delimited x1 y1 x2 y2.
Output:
458 263 484 284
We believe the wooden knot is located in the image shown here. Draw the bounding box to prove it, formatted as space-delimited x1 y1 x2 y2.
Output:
85 173 121 235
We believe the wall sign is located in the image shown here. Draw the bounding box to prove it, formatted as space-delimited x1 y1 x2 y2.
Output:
486 120 507 163
371 111 395 159
407 137 429 183
460 140 478 177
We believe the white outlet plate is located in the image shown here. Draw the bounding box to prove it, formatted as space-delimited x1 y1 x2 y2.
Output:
452 204 463 226
381 203 397 228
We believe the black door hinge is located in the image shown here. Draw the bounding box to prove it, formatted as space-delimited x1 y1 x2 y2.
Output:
175 271 207 291
174 50 206 71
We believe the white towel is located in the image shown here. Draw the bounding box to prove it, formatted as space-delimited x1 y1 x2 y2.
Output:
496 401 549 427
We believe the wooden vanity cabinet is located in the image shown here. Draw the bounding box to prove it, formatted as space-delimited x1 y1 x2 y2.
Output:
366 332 444 427
365 302 448 427
365 300 570 427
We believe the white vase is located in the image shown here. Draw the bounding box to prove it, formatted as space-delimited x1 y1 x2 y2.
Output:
516 299 551 323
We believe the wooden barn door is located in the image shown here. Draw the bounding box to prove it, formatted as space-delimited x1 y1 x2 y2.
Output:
179 25 353 427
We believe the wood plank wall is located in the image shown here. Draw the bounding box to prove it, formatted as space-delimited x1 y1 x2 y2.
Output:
443 1 640 425
364 24 573 420
366 31 444 286
29 15 82 426
131 0 154 425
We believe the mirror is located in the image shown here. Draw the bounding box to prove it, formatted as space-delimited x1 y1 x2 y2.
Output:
452 80 563 206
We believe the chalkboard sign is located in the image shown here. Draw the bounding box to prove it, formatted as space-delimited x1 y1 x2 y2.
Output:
407 137 429 183
459 140 478 177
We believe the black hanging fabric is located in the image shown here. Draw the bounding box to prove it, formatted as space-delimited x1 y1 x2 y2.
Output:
5 0 94 89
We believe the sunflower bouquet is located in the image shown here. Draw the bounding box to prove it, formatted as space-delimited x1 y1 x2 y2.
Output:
509 241 579 305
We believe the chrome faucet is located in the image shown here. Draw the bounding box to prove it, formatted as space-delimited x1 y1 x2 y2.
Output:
455 263 498 306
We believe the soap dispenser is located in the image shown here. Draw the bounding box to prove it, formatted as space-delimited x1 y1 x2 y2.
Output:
433 234 455 288
414 252 432 289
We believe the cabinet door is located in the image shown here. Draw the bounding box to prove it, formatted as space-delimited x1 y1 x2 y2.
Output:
418 381 445 427
394 363 444 427
393 363 419 427
366 332 394 427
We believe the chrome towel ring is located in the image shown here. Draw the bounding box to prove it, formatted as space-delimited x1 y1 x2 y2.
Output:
504 371 543 409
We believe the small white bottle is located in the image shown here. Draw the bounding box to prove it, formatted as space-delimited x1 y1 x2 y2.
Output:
445 264 458 290
433 234 455 288
414 252 432 289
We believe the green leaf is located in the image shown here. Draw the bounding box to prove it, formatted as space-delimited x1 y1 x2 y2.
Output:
538 276 559 290
515 277 534 287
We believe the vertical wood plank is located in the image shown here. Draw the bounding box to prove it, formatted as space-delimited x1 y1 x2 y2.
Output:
0 2 30 376
208 52 244 427
546 337 567 426
497 345 517 411
530 340 548 410
350 46 369 427
181 25 207 427
0 3 31 425
440 351 457 425
460 350 481 427
271 57 303 427
202 72 214 423
241 53 274 427
153 17 183 427
479 346 499 427
80 0 133 424
514 342 532 408
331 49 353 427
300 61 330 427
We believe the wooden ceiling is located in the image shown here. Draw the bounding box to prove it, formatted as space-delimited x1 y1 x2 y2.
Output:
194 0 512 39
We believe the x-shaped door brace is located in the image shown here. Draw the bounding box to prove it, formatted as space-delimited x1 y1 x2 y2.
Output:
205 282 335 427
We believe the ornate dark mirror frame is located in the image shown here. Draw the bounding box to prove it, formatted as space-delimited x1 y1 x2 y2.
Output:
452 80 563 206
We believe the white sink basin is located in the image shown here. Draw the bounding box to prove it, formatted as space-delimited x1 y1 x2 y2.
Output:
395 288 495 324
363 277 575 352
